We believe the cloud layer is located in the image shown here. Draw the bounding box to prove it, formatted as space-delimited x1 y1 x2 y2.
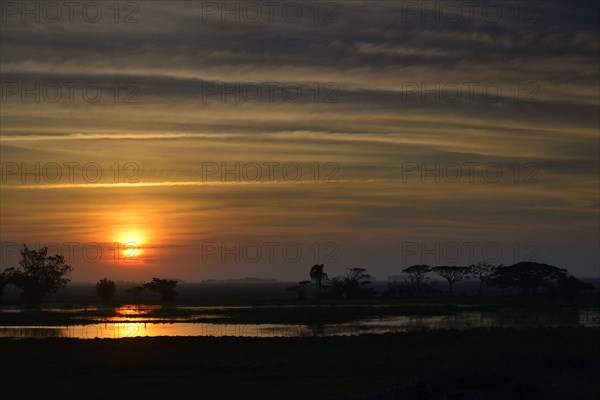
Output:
1 1 598 280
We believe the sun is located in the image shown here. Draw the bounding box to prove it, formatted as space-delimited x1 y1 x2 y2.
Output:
115 231 146 260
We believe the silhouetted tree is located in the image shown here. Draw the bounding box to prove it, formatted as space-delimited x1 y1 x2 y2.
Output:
325 276 345 299
144 278 178 301
126 285 145 301
7 246 73 303
487 262 568 295
309 264 328 296
402 265 431 296
96 278 116 302
432 266 471 295
469 261 496 296
342 268 374 298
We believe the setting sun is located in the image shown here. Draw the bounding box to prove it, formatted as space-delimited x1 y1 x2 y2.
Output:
114 231 146 261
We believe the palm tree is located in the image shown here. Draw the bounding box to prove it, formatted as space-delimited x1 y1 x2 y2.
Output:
309 264 328 296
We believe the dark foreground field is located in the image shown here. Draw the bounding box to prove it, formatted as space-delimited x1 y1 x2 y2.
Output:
1 328 599 400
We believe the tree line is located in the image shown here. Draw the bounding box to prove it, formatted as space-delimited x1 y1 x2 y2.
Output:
0 246 179 304
96 277 179 302
0 246 594 304
288 265 375 299
290 261 593 301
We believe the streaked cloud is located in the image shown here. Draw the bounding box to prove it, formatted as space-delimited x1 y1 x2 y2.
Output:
1 1 598 280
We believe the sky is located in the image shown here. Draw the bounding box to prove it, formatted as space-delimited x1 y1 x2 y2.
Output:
0 0 599 282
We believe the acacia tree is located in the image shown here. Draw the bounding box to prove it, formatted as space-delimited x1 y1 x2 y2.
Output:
8 246 73 303
432 266 472 295
96 278 116 302
343 268 374 298
402 265 431 296
144 278 178 301
488 262 568 295
309 264 328 296
469 261 496 296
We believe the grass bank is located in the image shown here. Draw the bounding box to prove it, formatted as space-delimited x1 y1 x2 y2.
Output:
1 328 598 399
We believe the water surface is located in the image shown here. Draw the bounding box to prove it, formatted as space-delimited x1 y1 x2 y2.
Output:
1 308 597 339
